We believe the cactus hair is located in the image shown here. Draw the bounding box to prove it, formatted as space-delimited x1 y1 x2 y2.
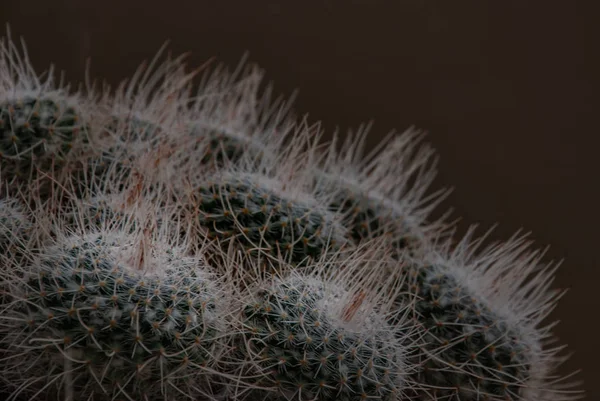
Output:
388 226 582 401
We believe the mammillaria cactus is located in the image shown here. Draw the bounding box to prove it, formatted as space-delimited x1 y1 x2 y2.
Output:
0 97 81 178
183 58 295 169
314 123 452 256
0 30 92 193
0 26 583 401
182 125 350 267
0 228 231 401
67 47 196 199
231 246 419 401
388 228 579 401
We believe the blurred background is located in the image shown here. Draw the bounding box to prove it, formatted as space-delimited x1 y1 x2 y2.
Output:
2 1 598 399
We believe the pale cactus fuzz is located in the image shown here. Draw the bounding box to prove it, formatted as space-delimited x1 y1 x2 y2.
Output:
0 27 583 401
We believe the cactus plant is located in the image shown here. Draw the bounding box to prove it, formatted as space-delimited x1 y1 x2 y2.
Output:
0 229 230 401
183 127 350 267
388 228 578 401
314 124 452 257
145 56 296 179
0 27 583 401
189 175 347 266
0 96 82 179
236 248 418 401
68 48 196 200
0 30 91 193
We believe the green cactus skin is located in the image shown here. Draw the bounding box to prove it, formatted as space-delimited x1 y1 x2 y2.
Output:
0 30 581 401
399 263 532 401
0 233 225 401
192 174 347 266
0 96 85 185
241 275 405 401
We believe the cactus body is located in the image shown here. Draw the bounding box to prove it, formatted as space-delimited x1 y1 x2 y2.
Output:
0 28 582 401
0 96 85 184
192 173 347 266
242 274 407 401
402 263 532 400
315 126 449 258
390 231 570 401
0 232 226 401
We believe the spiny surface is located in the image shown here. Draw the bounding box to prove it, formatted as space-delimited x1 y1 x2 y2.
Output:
314 127 447 259
0 96 84 184
0 233 224 401
192 175 346 266
327 190 421 252
392 262 537 401
0 196 31 256
242 276 404 401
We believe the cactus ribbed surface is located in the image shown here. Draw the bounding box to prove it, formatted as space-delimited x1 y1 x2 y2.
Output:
388 231 569 401
399 263 532 400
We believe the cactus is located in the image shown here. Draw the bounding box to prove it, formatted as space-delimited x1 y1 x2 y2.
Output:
0 96 86 185
188 171 348 267
238 254 415 401
315 124 451 257
0 30 91 193
85 117 160 181
388 228 575 401
183 128 349 267
183 74 296 169
0 27 583 401
184 62 266 168
0 230 229 401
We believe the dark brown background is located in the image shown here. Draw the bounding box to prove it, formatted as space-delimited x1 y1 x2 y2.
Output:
2 1 598 399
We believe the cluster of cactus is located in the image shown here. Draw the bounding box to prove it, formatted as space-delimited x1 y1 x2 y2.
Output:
0 27 582 401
